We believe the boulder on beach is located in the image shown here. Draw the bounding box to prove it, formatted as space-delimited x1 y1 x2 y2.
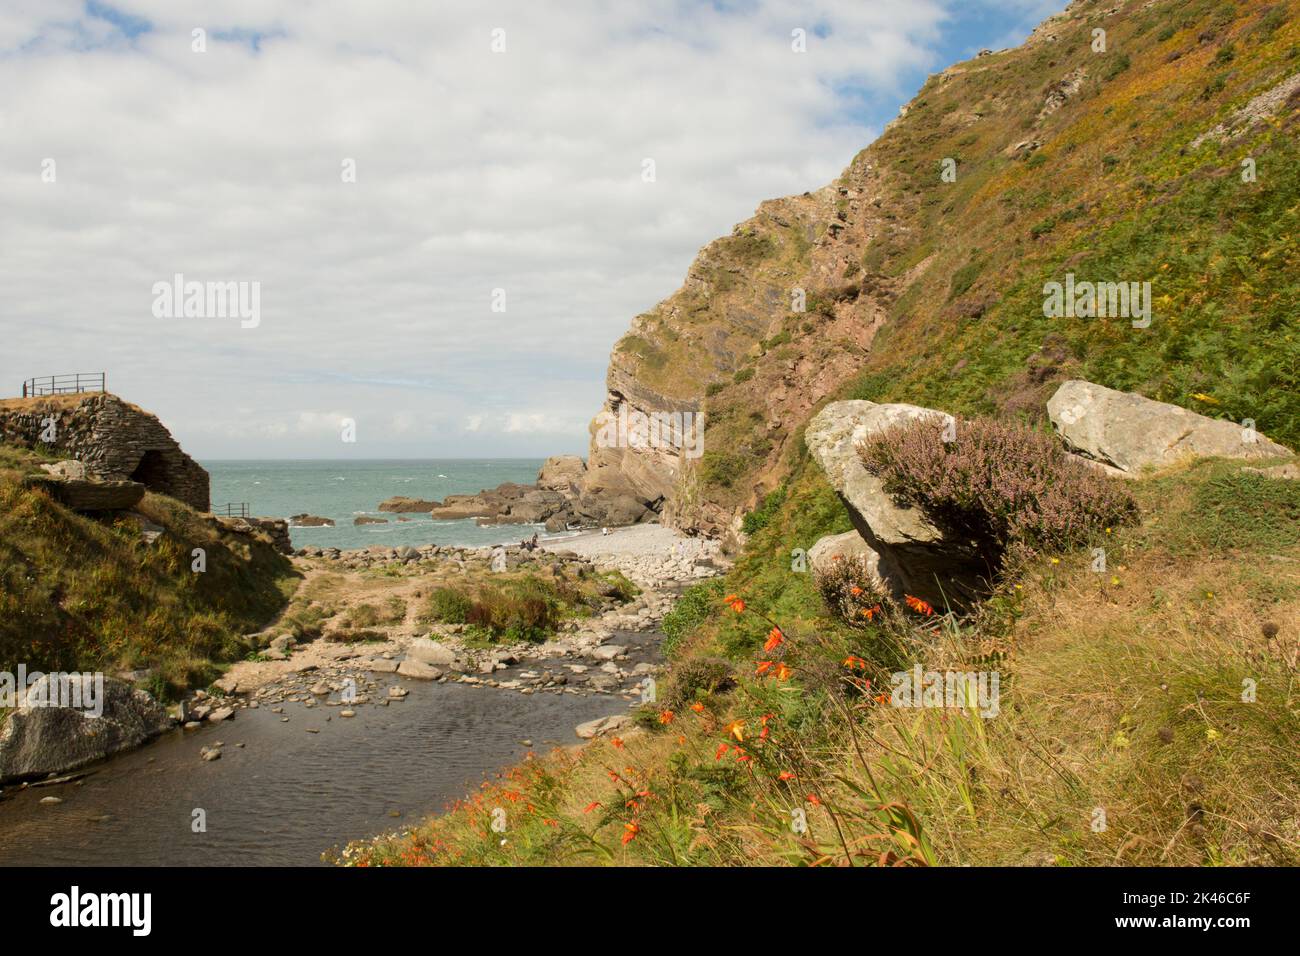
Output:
1048 380 1293 474
0 675 173 783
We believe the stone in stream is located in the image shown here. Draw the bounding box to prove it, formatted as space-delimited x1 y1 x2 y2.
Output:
396 659 443 680
405 638 459 668
0 676 173 784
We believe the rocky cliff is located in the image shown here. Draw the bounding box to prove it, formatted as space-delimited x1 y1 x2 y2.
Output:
581 0 1300 541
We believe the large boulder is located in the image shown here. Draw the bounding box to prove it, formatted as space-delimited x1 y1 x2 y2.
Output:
22 475 145 512
805 401 984 608
537 455 587 493
1048 380 1293 474
0 675 173 783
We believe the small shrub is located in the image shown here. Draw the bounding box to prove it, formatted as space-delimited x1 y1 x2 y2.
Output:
662 578 727 658
733 367 755 385
426 586 473 623
858 415 1139 569
741 485 787 535
813 553 892 627
661 656 736 709
948 261 982 300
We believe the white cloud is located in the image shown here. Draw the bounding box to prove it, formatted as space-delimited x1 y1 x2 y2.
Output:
0 0 1036 458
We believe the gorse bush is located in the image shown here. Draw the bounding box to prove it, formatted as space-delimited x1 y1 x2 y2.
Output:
858 416 1138 568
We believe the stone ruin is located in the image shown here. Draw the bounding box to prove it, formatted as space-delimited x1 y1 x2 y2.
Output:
0 392 210 511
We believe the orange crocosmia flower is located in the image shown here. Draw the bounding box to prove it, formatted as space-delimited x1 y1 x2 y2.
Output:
764 627 784 652
778 771 796 781
715 743 730 760
904 594 934 616
610 737 624 749
658 710 674 725
755 660 775 675
622 821 640 845
806 794 822 806
723 594 746 613
583 801 601 814
774 663 792 681
690 701 705 713
849 586 863 597
725 719 745 742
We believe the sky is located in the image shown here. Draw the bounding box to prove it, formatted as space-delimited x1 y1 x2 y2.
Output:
0 0 1060 459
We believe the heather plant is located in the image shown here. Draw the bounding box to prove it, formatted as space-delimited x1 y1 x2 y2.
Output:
857 416 1138 570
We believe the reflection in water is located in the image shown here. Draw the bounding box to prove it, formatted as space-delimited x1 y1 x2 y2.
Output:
0 680 624 866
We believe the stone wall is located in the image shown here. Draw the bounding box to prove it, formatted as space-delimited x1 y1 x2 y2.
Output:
0 393 210 511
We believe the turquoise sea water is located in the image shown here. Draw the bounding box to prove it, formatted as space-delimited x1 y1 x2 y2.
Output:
204 459 555 550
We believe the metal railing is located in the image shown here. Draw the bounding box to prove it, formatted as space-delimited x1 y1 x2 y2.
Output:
22 373 106 397
213 502 250 518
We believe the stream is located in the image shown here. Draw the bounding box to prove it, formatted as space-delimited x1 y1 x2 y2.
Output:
0 676 628 866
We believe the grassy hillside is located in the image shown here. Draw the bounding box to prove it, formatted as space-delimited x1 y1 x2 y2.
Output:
668 0 1300 527
0 447 296 702
343 0 1299 869
342 458 1299 866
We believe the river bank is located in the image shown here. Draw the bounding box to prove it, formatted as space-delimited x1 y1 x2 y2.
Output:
0 522 725 865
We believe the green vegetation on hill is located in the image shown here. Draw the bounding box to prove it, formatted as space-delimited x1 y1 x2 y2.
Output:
344 458 1299 867
684 0 1300 523
0 447 296 701
344 0 1300 869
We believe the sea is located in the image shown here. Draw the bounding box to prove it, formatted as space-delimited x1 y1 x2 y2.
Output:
204 459 565 551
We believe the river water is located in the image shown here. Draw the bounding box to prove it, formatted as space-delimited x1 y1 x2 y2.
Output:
0 678 626 866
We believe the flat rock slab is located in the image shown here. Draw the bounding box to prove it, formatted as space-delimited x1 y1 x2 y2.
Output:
575 714 633 739
1048 380 1293 474
22 475 146 512
396 659 443 680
